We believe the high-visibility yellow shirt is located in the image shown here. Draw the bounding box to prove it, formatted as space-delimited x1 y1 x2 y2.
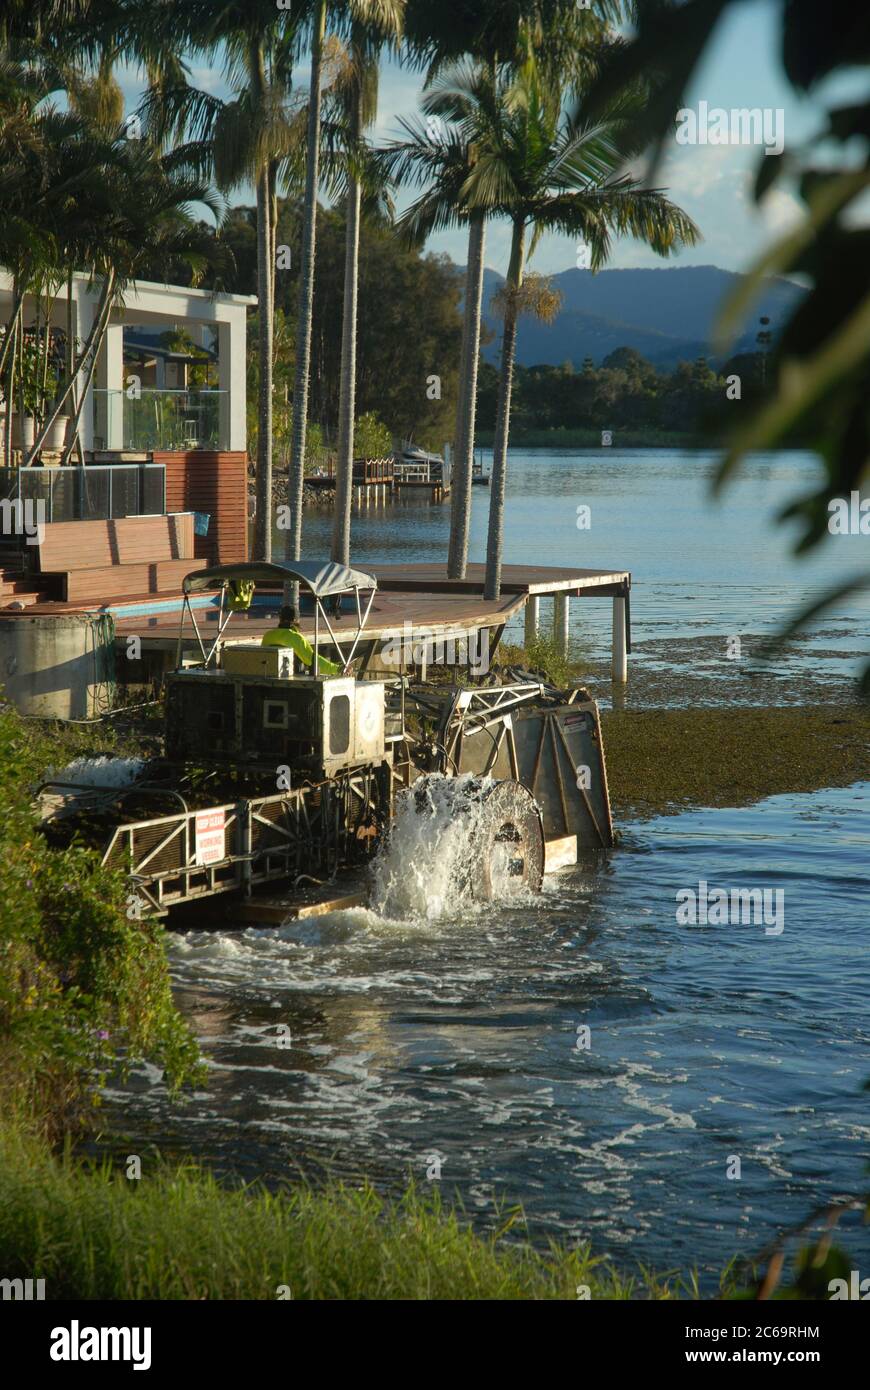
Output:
261 626 341 676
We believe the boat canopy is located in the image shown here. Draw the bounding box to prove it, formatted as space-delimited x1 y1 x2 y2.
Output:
182 560 378 599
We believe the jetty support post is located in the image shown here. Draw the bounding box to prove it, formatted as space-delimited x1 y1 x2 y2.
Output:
612 586 629 683
524 595 539 647
553 593 569 652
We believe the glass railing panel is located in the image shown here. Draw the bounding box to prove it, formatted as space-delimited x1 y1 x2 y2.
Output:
93 389 227 452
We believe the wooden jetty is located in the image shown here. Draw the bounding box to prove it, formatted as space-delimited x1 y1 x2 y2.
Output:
0 444 631 687
100 560 630 683
371 563 631 681
306 456 395 506
1 558 631 685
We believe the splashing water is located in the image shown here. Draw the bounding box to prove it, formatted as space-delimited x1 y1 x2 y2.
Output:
50 756 146 788
370 773 496 922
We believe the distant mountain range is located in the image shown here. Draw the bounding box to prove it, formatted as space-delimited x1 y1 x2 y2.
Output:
471 264 804 370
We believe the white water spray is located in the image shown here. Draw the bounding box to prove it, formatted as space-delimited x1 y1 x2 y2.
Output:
370 773 494 921
370 772 542 921
51 756 146 788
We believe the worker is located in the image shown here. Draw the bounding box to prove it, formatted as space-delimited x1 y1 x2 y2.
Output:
262 605 341 676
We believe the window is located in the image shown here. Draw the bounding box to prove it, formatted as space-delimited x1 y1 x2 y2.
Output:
329 695 350 754
263 700 289 730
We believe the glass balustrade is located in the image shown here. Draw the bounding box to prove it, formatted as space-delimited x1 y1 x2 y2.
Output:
92 388 226 452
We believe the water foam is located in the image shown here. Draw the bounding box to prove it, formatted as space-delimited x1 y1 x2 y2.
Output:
53 755 146 788
370 772 496 922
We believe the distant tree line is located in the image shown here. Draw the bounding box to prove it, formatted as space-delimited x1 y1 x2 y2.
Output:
176 201 466 452
173 203 767 450
476 346 771 441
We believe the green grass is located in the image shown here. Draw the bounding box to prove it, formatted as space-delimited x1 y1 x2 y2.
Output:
498 633 589 689
0 1128 693 1301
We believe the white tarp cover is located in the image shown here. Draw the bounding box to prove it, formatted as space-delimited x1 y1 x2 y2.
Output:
183 560 377 598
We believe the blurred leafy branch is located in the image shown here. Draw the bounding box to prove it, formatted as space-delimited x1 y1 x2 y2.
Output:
588 0 870 692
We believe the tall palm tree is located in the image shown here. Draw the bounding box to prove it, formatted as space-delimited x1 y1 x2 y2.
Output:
27 129 223 463
459 54 699 599
379 64 502 580
330 12 403 568
137 2 303 560
284 0 402 604
398 0 624 578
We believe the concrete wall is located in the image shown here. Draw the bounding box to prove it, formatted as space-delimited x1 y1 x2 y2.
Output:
0 613 115 719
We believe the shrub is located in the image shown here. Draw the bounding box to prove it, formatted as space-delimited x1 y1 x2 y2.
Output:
0 704 201 1139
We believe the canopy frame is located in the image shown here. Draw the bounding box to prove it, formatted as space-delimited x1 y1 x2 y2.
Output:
174 560 378 675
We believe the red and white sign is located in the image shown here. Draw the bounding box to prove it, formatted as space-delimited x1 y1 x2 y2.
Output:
195 810 226 866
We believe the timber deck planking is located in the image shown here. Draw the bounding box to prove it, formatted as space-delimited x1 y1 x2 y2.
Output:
370 562 630 596
110 587 527 651
2 561 629 656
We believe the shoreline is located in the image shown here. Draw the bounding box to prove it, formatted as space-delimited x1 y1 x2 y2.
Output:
5 688 866 1302
601 704 869 821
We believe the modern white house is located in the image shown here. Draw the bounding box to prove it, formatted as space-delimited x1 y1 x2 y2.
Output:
0 272 256 594
0 270 255 456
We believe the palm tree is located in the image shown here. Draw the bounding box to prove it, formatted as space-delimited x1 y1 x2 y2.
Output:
398 0 623 578
26 129 223 464
0 57 132 467
136 2 304 561
379 64 501 580
329 13 403 568
284 0 402 604
458 54 699 599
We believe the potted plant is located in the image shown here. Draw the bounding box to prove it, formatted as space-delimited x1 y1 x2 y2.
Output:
11 335 42 453
11 328 70 459
43 327 70 453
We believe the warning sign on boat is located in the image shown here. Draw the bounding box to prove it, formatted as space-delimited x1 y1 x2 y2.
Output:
195 809 226 865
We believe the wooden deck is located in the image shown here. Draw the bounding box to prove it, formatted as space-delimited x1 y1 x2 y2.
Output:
109 586 526 652
370 562 630 597
1 560 632 680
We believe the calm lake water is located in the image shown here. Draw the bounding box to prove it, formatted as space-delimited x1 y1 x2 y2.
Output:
294 447 870 693
103 450 869 1287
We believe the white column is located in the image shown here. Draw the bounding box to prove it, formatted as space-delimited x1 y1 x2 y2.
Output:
218 312 246 451
612 596 628 683
74 288 96 454
553 593 569 651
95 321 124 451
524 595 539 646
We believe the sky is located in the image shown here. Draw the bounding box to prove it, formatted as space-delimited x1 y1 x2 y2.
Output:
117 0 864 283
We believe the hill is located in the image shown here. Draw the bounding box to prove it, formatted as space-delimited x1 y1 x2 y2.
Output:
476 264 803 369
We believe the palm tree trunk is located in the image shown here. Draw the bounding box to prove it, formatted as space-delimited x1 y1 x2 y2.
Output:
3 297 19 469
254 163 274 561
448 211 486 579
58 274 117 466
1 285 24 464
285 0 327 605
269 160 278 279
331 100 362 569
484 218 525 602
65 269 74 392
0 284 25 385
